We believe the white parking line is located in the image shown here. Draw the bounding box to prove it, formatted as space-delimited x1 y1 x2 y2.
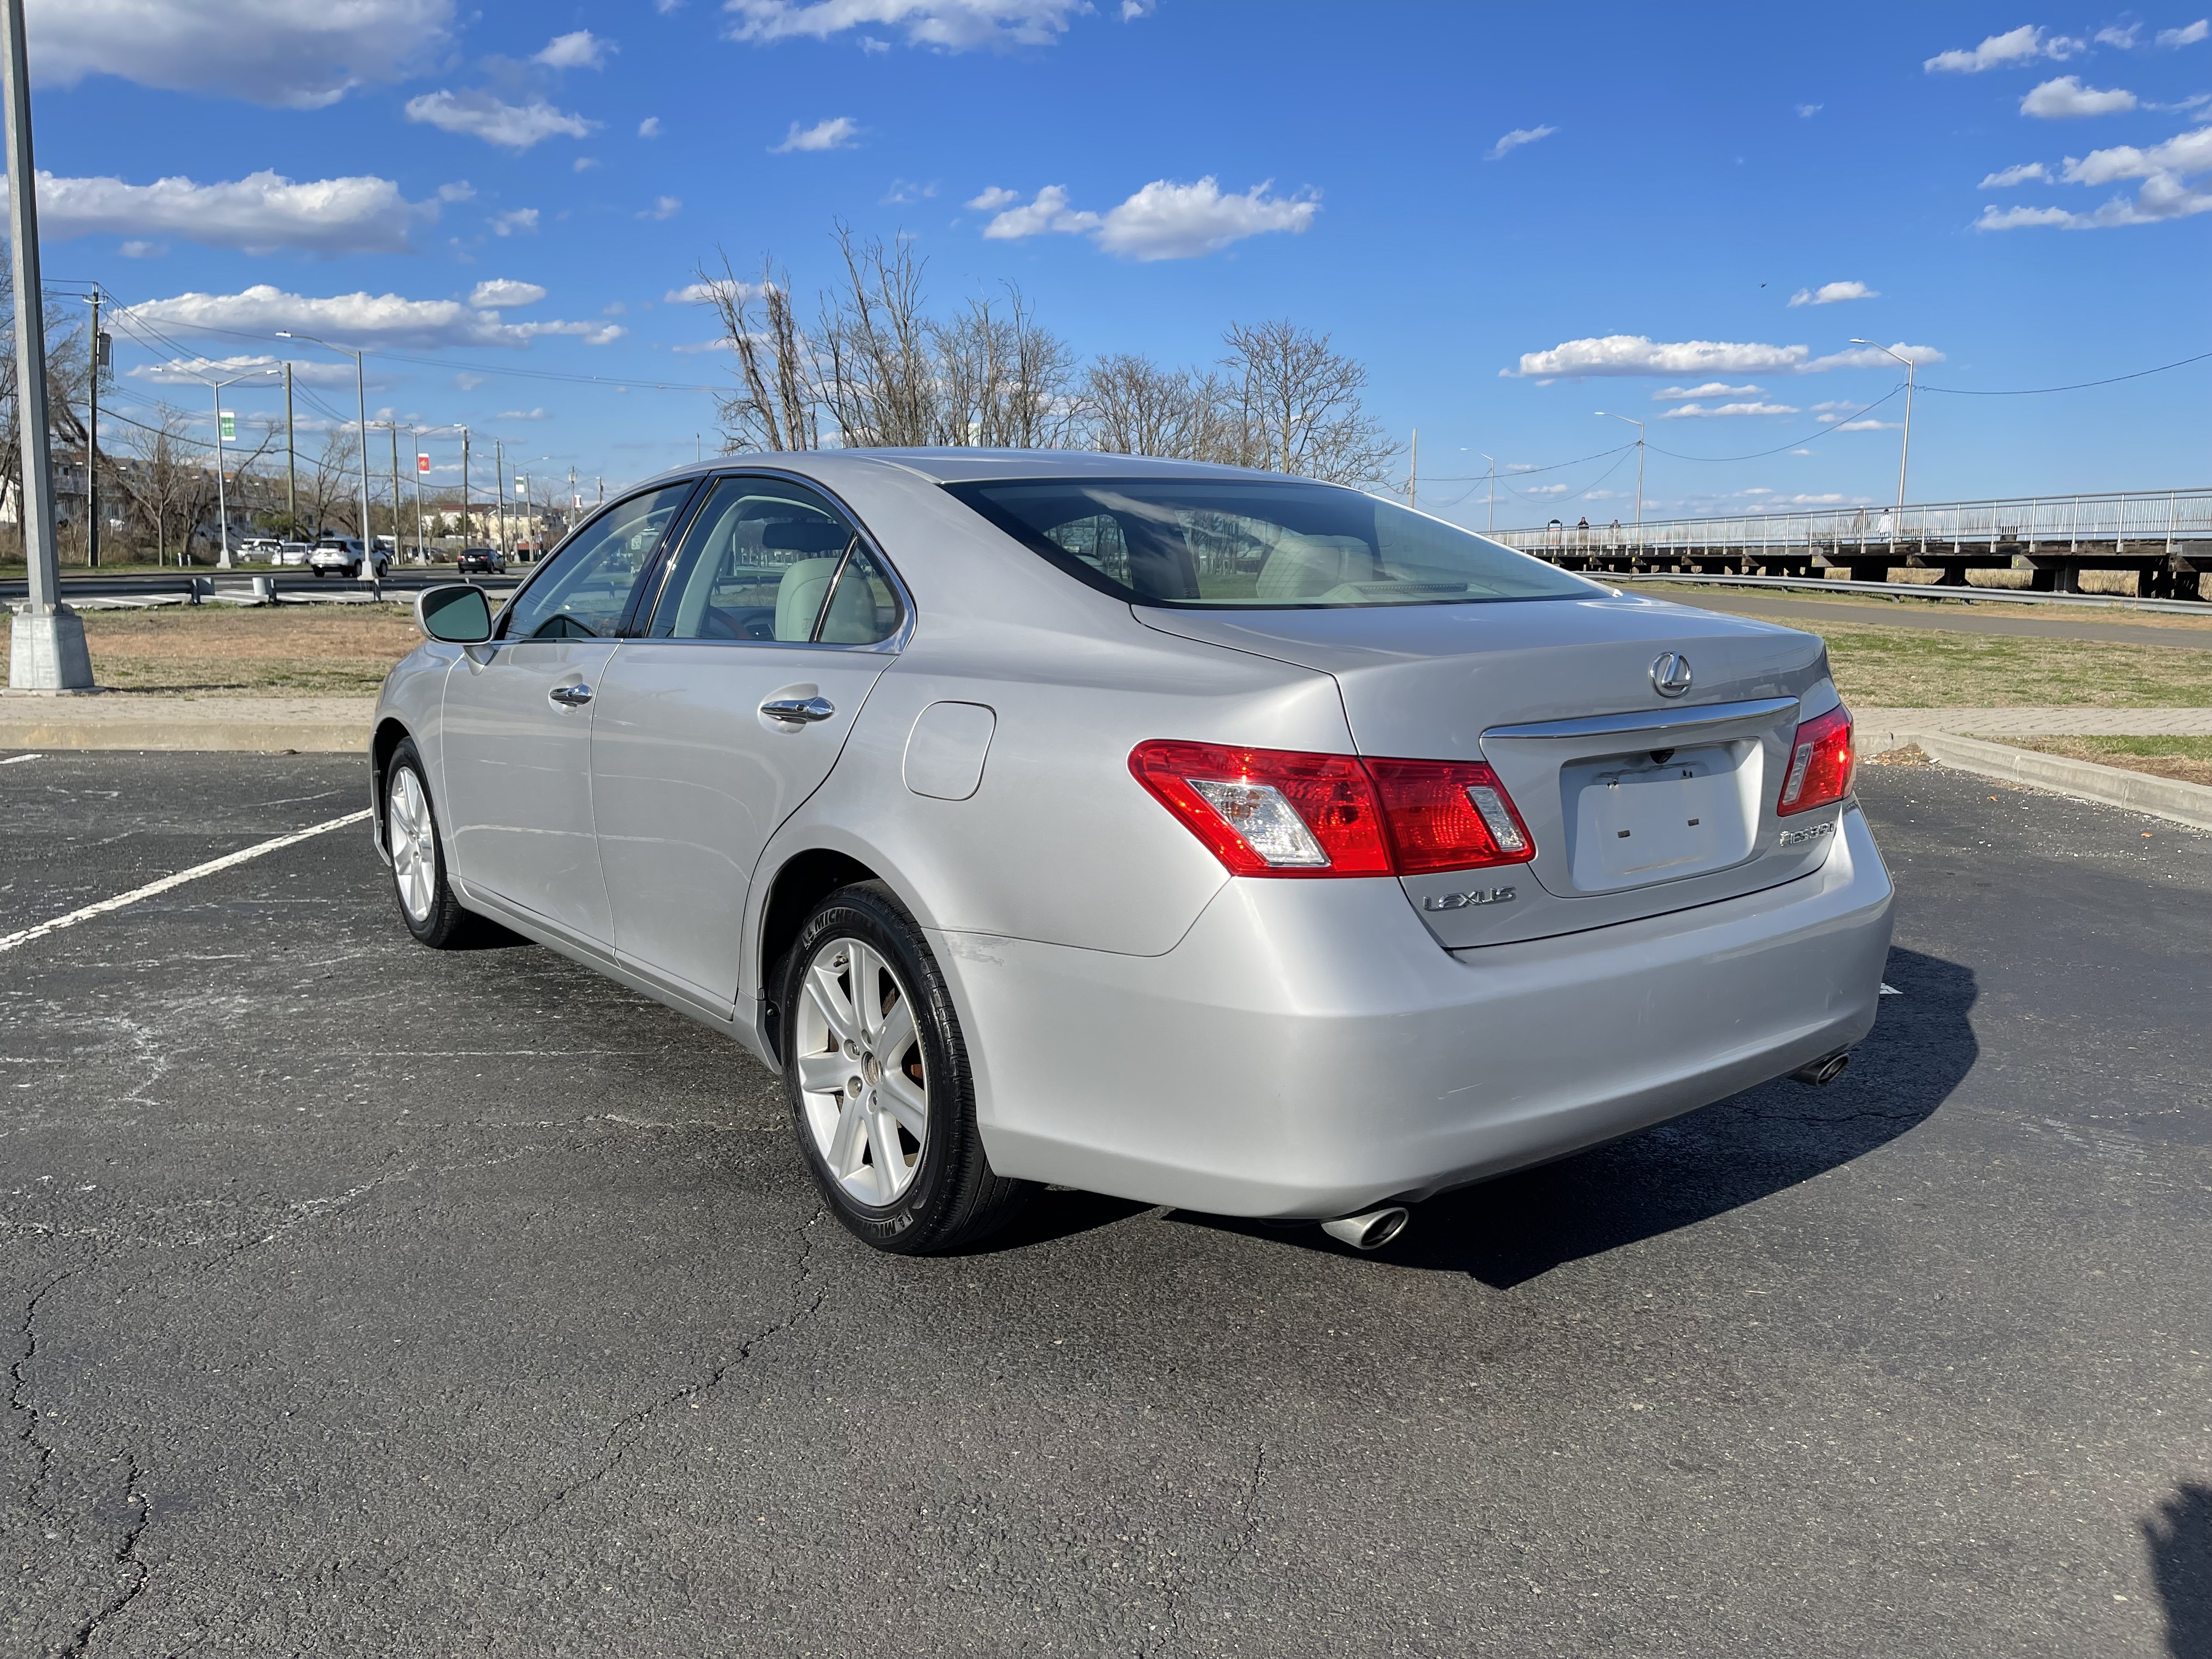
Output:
1 753 43 765
0 809 373 957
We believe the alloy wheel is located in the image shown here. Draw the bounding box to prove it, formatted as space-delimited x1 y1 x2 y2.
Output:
387 767 436 925
793 936 929 1207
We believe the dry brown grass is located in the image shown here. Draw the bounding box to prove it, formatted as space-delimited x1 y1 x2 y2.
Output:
1820 623 2212 707
1 603 420 695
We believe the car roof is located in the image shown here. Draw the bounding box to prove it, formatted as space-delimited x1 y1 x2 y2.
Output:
614 447 1304 498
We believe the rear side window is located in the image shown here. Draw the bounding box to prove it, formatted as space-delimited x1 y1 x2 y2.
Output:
946 477 1599 609
646 476 903 645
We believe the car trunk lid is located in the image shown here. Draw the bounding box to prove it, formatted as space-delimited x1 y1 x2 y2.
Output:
1133 591 1845 946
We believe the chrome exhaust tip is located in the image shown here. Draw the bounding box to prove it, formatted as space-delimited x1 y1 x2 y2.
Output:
1791 1049 1851 1087
1320 1206 1410 1251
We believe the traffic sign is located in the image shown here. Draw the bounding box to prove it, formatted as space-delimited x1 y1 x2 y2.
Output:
218 412 235 442
417 453 431 473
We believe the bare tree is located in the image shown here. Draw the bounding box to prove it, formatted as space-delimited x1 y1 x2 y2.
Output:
1079 354 1243 460
112 409 204 564
302 428 362 537
933 287 1077 448
701 250 818 453
1217 319 1395 485
0 267 92 556
816 223 938 448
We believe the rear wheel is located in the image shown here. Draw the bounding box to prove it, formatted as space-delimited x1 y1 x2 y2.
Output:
385 739 487 948
778 882 1031 1254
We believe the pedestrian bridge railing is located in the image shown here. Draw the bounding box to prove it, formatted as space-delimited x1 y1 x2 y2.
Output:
1492 487 2212 600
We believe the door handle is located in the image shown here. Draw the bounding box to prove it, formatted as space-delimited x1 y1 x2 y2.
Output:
548 682 594 708
760 695 836 724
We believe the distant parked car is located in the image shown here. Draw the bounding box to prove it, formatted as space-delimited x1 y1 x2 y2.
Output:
275 542 312 567
236 537 284 562
455 546 506 574
310 537 390 579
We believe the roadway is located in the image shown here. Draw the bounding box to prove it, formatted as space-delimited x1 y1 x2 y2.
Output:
2 753 2207 1656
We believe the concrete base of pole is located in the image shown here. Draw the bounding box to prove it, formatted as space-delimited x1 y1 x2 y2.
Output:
7 604 98 692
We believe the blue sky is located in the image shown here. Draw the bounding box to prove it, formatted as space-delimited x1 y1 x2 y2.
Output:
31 2 2212 528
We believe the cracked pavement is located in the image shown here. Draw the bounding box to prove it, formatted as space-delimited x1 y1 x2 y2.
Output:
3 751 2209 1656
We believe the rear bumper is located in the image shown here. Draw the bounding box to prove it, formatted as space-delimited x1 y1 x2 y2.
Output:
942 804 1894 1218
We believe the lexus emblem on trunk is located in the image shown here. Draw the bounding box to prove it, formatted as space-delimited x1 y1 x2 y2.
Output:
1650 652 1694 698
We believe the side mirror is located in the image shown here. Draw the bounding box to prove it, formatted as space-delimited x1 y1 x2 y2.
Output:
417 583 493 644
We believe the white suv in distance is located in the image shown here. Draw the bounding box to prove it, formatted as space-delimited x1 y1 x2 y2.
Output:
309 537 390 579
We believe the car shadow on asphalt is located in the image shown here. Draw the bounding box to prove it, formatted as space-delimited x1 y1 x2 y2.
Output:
1177 945 1976 1289
2147 1482 2212 1659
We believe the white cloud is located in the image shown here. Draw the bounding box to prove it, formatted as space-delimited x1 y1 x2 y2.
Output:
119 239 162 258
1521 483 1570 496
639 116 663 138
1486 125 1556 161
1830 418 1903 431
129 353 352 388
26 0 451 109
2159 19 2210 46
772 116 860 152
34 168 421 255
981 183 1098 239
490 208 540 236
1653 382 1763 399
573 156 600 172
1925 24 2081 72
724 0 1086 50
469 279 546 309
535 30 613 69
1980 161 2052 186
122 284 626 351
437 181 476 202
404 89 595 150
1980 121 2212 227
1797 103 1821 117
671 337 736 354
496 408 550 420
1807 341 1945 370
640 195 682 220
2022 75 2138 116
1505 335 1941 379
1120 0 1153 15
979 178 1317 259
667 278 770 303
966 185 1019 210
2097 23 2141 47
881 178 938 203
1787 279 1878 306
1095 177 1317 259
1658 400 1801 418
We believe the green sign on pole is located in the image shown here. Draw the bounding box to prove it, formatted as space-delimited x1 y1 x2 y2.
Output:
218 411 236 443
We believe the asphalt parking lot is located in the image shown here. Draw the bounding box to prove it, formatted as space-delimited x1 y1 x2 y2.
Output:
3 751 2208 1658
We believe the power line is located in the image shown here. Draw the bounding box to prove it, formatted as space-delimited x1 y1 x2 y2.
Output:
1646 386 1905 462
1918 345 2212 396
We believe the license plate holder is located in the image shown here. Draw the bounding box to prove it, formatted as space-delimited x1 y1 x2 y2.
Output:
1566 743 1754 891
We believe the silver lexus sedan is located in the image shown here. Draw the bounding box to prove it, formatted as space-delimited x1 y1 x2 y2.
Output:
370 451 1893 1255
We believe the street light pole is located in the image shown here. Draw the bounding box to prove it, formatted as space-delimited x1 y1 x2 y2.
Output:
276 331 373 569
198 370 275 568
3 0 91 689
1479 453 1496 534
1596 412 1646 531
1850 340 1916 510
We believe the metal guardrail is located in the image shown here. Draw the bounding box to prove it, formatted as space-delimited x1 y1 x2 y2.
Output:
0 570 524 606
1496 487 2212 600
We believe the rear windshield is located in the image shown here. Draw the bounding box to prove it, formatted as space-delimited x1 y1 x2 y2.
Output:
944 477 1598 608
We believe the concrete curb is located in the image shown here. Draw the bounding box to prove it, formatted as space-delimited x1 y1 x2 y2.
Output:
0 720 366 753
1912 731 2212 832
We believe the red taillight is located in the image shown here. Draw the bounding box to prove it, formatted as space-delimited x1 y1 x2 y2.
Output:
1777 704 1855 816
1128 741 1535 879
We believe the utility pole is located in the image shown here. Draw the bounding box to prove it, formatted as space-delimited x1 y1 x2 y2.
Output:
1408 428 1418 511
1851 340 1916 510
386 421 402 562
410 427 426 563
282 361 296 528
1596 412 1646 531
86 287 103 569
494 439 507 559
3 0 91 689
1479 453 1496 534
458 426 470 551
